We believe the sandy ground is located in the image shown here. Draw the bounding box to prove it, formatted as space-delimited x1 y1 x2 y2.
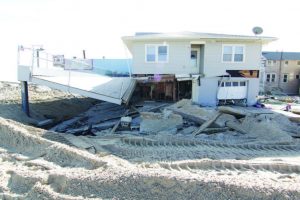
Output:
0 82 99 126
0 81 300 199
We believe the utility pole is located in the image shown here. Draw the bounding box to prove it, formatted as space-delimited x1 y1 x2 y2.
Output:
83 50 86 59
278 51 283 88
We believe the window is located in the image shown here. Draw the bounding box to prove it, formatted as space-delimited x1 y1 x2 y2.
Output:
232 82 239 86
266 73 276 82
271 74 276 82
268 60 273 66
223 46 232 62
145 44 168 63
240 81 246 86
273 60 276 64
266 74 270 82
296 74 300 79
284 61 289 66
297 61 300 65
146 45 156 62
158 46 167 62
283 74 288 83
225 82 232 87
222 45 244 62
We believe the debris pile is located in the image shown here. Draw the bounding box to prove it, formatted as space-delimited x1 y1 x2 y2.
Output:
51 99 299 146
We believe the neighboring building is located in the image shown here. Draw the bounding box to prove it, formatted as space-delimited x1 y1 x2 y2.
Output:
262 52 300 95
122 32 276 106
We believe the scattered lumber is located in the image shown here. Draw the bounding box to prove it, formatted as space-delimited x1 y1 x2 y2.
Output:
193 112 222 136
110 110 130 134
202 127 229 134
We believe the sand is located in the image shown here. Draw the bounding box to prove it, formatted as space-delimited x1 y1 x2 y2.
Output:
0 82 300 199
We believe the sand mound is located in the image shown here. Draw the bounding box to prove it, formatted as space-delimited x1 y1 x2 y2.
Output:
241 115 293 144
0 117 106 169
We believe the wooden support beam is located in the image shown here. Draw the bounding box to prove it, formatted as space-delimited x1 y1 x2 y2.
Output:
193 112 222 136
21 81 30 116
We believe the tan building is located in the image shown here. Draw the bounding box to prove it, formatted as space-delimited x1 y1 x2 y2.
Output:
262 52 300 95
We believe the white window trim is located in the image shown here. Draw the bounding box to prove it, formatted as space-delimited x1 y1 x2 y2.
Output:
145 44 169 63
282 73 289 83
266 73 276 82
221 44 245 63
267 60 273 66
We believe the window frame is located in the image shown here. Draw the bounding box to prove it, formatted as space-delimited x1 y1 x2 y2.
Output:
267 60 273 66
284 60 289 66
145 44 169 63
266 73 276 83
222 44 245 63
282 74 288 83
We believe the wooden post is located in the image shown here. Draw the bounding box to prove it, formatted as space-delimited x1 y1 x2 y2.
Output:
83 50 86 59
21 81 30 116
21 81 29 116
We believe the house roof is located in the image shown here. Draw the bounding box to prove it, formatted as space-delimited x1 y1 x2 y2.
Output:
122 32 277 53
123 31 276 42
262 51 300 60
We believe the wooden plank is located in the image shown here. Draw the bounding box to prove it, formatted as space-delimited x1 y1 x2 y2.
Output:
202 127 229 134
193 112 222 136
110 110 130 134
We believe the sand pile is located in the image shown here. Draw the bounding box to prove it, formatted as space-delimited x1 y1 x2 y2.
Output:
241 115 293 144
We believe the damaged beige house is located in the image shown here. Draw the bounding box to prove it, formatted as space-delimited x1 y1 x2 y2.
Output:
123 32 276 106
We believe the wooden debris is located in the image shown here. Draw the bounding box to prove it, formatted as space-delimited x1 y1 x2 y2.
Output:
193 112 222 136
36 119 54 127
202 127 229 134
110 110 130 134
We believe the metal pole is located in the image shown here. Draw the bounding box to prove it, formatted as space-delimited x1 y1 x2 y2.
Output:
21 81 30 116
83 50 86 59
278 51 283 88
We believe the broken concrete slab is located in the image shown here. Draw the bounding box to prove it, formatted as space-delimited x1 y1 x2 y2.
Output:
167 99 226 127
180 126 197 135
140 110 183 134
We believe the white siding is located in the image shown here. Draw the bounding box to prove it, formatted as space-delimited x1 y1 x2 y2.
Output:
203 42 262 77
132 41 199 75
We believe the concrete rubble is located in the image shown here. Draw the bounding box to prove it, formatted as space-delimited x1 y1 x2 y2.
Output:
47 98 300 146
140 110 183 134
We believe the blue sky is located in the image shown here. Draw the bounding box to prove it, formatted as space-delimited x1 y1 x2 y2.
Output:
1 0 300 81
